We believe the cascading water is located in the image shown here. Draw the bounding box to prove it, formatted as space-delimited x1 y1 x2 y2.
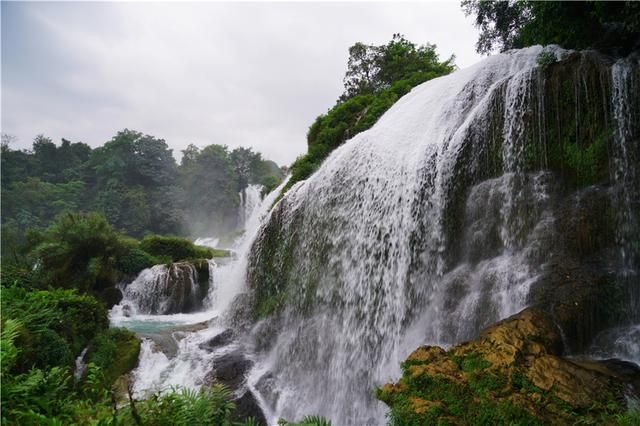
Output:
246 47 640 424
112 179 290 400
114 263 206 316
239 184 263 229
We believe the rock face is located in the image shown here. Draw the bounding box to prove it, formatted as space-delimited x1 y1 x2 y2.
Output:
378 308 639 425
203 348 267 425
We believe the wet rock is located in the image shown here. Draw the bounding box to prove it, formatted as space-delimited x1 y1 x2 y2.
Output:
199 329 235 350
528 186 624 353
231 390 268 426
120 262 208 315
204 350 253 390
379 308 638 425
254 372 279 411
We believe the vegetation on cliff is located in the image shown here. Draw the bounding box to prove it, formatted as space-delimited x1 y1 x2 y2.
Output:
1 211 227 314
279 35 455 198
378 309 640 425
462 1 640 55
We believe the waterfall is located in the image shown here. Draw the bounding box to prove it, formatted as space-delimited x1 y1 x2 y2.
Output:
116 263 204 316
120 178 290 398
247 47 640 424
611 58 640 319
239 184 263 229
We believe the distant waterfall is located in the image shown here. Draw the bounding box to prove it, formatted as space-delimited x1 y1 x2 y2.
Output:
247 47 640 424
117 263 206 315
239 184 263 229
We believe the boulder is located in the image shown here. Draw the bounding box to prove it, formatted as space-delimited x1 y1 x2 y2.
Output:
378 308 639 425
199 329 235 350
231 390 268 426
204 350 253 391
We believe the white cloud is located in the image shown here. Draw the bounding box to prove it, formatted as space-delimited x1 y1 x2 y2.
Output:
2 2 481 165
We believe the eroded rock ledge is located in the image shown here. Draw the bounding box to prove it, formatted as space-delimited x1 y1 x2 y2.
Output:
378 308 639 425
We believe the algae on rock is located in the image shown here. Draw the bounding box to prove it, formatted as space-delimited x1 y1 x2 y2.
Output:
378 308 639 425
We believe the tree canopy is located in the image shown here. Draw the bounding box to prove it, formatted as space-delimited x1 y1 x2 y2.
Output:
278 35 455 197
1 130 284 247
341 33 455 100
462 1 640 55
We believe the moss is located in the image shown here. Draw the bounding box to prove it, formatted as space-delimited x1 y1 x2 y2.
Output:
562 128 610 187
378 310 634 425
140 234 217 261
86 327 140 389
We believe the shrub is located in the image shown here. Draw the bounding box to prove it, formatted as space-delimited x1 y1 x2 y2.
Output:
536 49 557 68
140 234 214 261
1 286 109 371
116 247 159 275
86 327 140 388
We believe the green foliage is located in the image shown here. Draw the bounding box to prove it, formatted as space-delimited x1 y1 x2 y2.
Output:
277 35 454 200
615 407 640 426
536 49 557 68
137 385 236 426
451 352 491 373
1 130 283 246
179 143 284 236
27 212 125 292
0 286 250 425
462 1 640 55
140 234 216 261
278 415 332 426
85 328 140 389
1 286 109 371
116 247 160 276
341 34 455 100
562 129 609 187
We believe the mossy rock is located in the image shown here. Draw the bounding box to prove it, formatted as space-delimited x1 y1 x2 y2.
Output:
378 308 638 425
86 327 141 389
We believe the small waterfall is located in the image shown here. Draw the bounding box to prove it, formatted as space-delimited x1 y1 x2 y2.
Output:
122 178 289 398
246 47 640 424
239 184 263 229
117 263 204 315
611 58 640 319
74 347 89 380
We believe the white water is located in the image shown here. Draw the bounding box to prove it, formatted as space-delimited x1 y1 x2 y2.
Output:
245 47 639 424
111 180 289 398
247 47 560 424
194 237 220 249
115 263 204 316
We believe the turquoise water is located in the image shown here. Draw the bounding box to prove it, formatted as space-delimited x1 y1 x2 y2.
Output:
115 319 183 334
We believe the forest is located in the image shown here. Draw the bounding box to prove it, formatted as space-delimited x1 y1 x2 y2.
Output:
1 1 640 425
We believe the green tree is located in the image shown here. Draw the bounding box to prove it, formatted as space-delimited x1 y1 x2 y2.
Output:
27 212 125 292
462 1 640 55
341 34 455 100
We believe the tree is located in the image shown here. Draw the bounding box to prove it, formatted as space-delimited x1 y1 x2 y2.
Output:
179 144 240 235
462 1 640 55
341 34 455 100
28 212 125 292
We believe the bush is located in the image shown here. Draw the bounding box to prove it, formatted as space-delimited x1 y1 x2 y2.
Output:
116 247 159 275
1 286 109 372
86 327 140 388
140 234 214 261
28 212 124 292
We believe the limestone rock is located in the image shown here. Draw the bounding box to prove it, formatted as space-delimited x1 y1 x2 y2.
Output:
378 308 638 425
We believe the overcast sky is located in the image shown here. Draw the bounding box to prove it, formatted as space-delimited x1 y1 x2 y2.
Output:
1 1 481 166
